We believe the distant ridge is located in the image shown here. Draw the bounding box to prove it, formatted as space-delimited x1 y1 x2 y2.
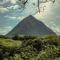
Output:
6 15 56 38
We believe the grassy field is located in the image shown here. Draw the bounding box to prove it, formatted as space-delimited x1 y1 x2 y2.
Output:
0 38 22 48
0 35 60 60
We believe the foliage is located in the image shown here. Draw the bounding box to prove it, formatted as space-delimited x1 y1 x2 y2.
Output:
0 35 8 39
0 35 60 60
12 35 36 40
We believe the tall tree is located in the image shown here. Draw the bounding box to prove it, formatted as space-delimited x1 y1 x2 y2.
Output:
18 0 55 14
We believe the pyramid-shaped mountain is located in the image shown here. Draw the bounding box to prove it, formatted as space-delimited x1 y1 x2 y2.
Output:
6 15 56 37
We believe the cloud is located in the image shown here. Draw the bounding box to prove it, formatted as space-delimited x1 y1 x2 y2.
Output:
50 23 60 35
8 16 16 19
45 21 60 35
0 0 17 4
10 0 17 4
17 16 26 20
0 0 9 4
7 5 19 10
0 6 9 13
4 15 26 21
56 16 60 18
34 1 53 19
51 26 60 33
0 26 12 35
5 15 17 19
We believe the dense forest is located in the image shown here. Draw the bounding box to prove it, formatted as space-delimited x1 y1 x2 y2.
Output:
0 35 60 60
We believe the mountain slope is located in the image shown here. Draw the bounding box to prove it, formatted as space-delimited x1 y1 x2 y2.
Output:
6 15 56 37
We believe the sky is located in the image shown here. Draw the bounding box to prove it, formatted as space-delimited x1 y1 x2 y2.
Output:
0 0 60 35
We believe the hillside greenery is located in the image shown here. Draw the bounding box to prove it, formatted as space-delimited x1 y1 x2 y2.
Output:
0 35 60 60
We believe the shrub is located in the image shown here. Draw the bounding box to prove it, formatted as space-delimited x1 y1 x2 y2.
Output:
12 35 19 40
0 35 8 39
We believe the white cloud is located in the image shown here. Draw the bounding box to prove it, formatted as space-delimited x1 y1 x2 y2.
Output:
13 5 19 9
0 0 17 4
8 16 16 19
45 22 60 35
4 15 26 20
7 5 19 10
50 23 60 35
0 0 9 4
51 26 60 33
0 26 12 35
17 16 26 20
56 16 60 18
5 15 17 19
0 6 9 13
10 0 17 4
34 1 53 19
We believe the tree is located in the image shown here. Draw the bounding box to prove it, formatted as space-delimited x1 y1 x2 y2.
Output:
12 35 19 40
17 0 55 14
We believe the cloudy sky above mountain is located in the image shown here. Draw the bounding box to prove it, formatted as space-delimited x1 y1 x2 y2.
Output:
0 0 60 35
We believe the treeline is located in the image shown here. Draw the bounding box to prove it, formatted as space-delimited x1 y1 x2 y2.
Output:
12 35 37 40
0 35 37 40
0 35 8 39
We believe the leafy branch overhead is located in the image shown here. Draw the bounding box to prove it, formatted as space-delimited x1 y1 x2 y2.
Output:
18 0 55 13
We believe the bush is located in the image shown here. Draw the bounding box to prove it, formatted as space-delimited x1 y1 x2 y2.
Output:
12 35 36 40
12 35 19 40
0 35 8 39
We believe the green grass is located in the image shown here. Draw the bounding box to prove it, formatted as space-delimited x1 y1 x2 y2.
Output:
0 38 22 48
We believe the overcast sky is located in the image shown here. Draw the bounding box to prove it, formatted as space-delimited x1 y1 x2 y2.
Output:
0 0 60 35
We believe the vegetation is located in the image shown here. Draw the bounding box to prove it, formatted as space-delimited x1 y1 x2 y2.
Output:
16 0 55 14
12 35 36 40
0 35 8 39
0 35 60 60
